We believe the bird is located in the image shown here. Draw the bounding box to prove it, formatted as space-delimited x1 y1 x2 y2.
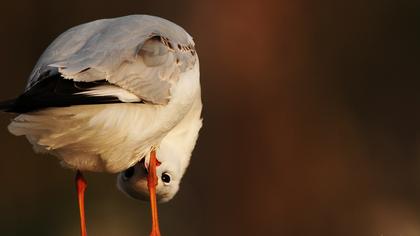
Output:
0 15 202 236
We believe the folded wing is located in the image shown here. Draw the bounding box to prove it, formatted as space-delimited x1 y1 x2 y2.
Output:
26 15 197 106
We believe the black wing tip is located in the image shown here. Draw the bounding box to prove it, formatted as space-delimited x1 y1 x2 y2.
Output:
0 99 19 113
1 73 142 114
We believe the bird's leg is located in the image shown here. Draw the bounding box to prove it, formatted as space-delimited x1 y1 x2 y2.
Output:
147 149 161 236
76 170 88 236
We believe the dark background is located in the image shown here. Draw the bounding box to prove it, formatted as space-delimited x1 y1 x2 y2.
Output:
0 0 419 235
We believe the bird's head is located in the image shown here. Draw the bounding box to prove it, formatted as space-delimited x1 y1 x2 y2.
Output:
117 151 184 203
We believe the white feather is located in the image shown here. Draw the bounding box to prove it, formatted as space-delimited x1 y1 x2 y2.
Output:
9 62 201 173
76 85 141 103
27 15 197 105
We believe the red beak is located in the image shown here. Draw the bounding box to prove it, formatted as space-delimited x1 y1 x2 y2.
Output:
147 149 161 236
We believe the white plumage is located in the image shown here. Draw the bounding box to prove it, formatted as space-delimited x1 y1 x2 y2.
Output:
6 15 202 183
2 16 202 236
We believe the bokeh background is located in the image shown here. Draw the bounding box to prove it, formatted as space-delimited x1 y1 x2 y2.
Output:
0 0 419 235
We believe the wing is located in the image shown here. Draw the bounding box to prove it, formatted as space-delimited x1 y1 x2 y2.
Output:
26 15 198 105
1 71 142 113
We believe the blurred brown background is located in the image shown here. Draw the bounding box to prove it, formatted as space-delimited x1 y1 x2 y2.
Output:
0 0 419 235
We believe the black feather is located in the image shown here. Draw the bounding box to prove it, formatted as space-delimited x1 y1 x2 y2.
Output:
0 73 140 113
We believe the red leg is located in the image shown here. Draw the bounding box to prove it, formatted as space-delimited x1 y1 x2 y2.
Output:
147 149 161 236
76 171 88 236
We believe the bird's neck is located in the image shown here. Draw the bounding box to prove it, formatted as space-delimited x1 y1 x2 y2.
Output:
158 62 201 132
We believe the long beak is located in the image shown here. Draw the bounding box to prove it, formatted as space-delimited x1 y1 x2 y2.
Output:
147 149 161 236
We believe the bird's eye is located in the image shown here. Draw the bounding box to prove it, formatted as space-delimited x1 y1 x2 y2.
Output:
161 173 171 184
122 166 135 181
